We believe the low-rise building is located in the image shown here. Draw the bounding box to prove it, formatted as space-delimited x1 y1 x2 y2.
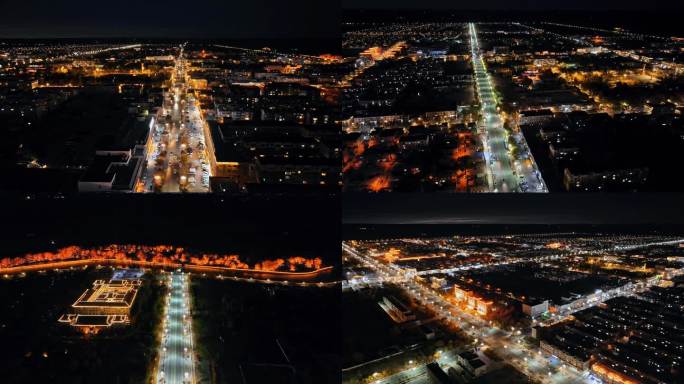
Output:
59 278 142 332
455 351 488 377
520 109 554 126
378 295 416 323
522 299 549 318
78 150 144 192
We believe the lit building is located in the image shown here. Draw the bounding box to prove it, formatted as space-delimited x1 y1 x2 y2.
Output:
58 278 142 332
539 339 592 371
591 362 642 384
522 300 549 318
455 351 489 377
519 109 554 126
453 285 493 317
563 167 649 192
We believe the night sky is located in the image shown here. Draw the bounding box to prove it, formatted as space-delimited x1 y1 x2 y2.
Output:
342 0 684 10
343 194 684 225
2 1 679 38
0 0 340 38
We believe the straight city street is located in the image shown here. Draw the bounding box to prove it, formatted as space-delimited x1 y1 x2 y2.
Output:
140 44 212 193
468 23 547 193
158 272 196 384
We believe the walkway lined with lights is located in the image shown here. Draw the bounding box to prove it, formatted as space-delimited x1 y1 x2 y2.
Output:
157 272 195 384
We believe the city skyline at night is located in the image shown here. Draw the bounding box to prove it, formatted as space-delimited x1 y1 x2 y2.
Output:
1 2 684 384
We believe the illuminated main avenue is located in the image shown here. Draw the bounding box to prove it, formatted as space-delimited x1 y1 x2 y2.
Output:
468 23 547 193
140 43 212 193
157 272 196 384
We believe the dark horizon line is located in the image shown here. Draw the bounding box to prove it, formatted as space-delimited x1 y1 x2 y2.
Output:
343 7 684 11
342 223 684 241
0 36 340 41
